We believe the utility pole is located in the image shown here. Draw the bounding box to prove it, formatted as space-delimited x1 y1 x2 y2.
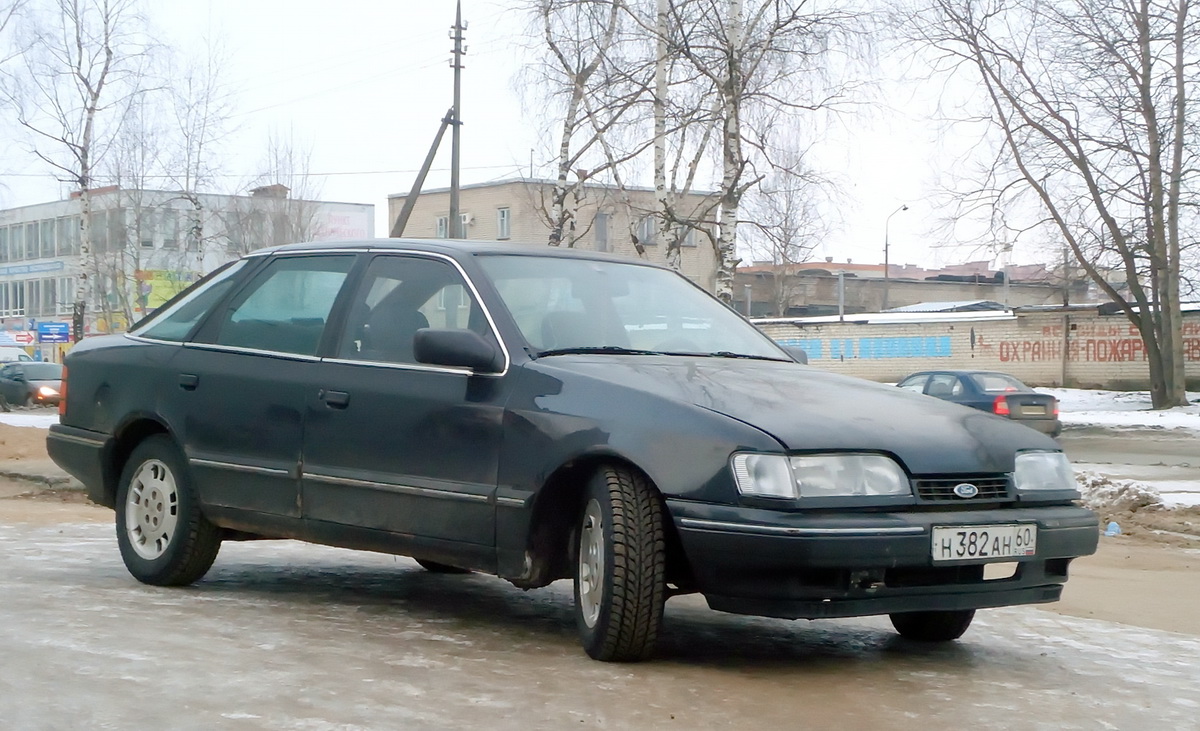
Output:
448 0 466 238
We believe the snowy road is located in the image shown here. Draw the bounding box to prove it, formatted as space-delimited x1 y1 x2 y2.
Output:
1 520 1198 730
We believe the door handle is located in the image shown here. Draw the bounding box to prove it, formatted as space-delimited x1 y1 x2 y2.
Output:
179 374 199 391
319 389 350 409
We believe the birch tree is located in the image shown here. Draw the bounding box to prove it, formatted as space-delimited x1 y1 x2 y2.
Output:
0 0 151 336
667 0 868 301
904 0 1196 407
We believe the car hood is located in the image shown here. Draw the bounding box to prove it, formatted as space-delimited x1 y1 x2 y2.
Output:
542 355 1057 475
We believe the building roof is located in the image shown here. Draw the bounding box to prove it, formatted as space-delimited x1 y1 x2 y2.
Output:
885 300 1007 313
388 176 716 200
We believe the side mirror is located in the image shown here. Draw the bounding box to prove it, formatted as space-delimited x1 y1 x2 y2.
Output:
781 345 809 365
414 328 503 373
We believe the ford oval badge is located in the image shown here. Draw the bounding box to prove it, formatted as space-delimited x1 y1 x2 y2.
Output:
953 483 980 499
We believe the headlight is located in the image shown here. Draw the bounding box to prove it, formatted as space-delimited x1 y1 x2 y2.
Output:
37 386 59 397
1013 451 1074 491
731 453 910 499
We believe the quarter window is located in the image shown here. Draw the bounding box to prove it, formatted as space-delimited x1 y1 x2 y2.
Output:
135 260 250 342
214 256 354 356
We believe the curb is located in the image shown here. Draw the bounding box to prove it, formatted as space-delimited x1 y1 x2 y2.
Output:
0 467 83 491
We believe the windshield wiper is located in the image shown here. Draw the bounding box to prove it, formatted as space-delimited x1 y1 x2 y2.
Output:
535 346 667 357
706 351 790 362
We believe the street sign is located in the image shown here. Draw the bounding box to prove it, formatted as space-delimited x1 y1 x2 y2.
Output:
37 322 71 344
12 331 34 345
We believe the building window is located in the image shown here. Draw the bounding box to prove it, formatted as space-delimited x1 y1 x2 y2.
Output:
91 211 108 253
25 279 41 316
0 226 7 263
637 215 656 245
436 216 449 238
9 222 23 261
161 209 178 249
25 222 38 258
594 212 609 252
57 277 75 314
497 207 511 240
139 208 155 248
678 225 698 248
57 216 78 256
40 220 55 258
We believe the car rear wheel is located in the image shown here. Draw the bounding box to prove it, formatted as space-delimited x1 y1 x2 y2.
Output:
573 464 666 662
115 435 221 586
890 609 975 641
414 558 471 574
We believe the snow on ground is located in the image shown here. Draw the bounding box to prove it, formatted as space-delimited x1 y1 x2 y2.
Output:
0 413 59 429
1038 387 1200 433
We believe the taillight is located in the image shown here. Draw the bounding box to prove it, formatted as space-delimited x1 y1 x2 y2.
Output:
993 395 1010 416
1052 399 1059 416
58 366 67 417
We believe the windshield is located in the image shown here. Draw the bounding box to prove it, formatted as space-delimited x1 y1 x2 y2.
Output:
22 363 63 379
476 254 787 360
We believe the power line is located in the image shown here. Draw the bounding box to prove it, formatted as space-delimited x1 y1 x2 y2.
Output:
0 164 519 180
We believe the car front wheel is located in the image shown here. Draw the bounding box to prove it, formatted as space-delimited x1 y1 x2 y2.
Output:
115 435 221 586
890 609 975 641
573 464 666 662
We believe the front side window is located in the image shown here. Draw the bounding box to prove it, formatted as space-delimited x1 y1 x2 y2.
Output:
133 260 250 342
214 255 354 356
337 255 492 365
897 375 929 393
477 254 787 359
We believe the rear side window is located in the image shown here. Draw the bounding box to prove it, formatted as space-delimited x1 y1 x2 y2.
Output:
214 255 354 356
134 260 249 342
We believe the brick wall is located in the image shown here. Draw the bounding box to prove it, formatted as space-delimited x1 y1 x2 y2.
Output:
756 309 1200 389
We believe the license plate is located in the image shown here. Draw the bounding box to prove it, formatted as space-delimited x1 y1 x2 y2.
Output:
931 524 1036 562
1021 406 1047 415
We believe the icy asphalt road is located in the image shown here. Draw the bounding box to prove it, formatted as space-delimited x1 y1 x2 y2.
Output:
2 521 1198 730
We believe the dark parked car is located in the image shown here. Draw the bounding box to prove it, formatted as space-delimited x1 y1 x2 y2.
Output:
48 240 1097 662
897 370 1062 437
0 361 64 406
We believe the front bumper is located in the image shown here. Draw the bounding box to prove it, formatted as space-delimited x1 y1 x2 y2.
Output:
668 500 1098 620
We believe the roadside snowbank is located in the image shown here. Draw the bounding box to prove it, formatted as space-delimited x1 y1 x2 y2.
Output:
1039 387 1200 433
1075 470 1164 513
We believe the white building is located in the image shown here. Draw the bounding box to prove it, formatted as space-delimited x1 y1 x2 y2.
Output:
0 185 373 359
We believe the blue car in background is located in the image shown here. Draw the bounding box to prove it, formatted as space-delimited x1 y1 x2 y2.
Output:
897 370 1061 437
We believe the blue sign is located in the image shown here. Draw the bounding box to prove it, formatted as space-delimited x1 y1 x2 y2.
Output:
38 322 70 343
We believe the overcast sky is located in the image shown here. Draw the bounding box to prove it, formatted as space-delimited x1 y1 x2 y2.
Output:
0 0 1002 271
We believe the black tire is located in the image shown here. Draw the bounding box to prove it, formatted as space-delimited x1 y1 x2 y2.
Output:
573 464 666 662
115 435 221 586
890 609 975 642
414 558 471 574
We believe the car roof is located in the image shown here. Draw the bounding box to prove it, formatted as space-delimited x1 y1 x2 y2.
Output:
248 238 667 269
905 370 1020 378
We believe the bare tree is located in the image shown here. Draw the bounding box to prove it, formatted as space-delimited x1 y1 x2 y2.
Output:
905 0 1196 407
221 129 323 256
741 149 833 315
0 0 151 335
521 0 652 247
667 0 869 301
163 38 235 261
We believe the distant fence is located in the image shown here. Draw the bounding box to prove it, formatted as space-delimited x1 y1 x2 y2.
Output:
753 307 1200 390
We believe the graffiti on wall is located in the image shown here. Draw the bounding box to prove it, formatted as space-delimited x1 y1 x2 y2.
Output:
778 336 952 361
980 321 1200 363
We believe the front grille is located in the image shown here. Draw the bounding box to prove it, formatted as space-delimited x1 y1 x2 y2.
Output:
914 475 1010 502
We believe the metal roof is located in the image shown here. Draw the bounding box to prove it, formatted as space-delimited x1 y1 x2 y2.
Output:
885 300 1007 313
